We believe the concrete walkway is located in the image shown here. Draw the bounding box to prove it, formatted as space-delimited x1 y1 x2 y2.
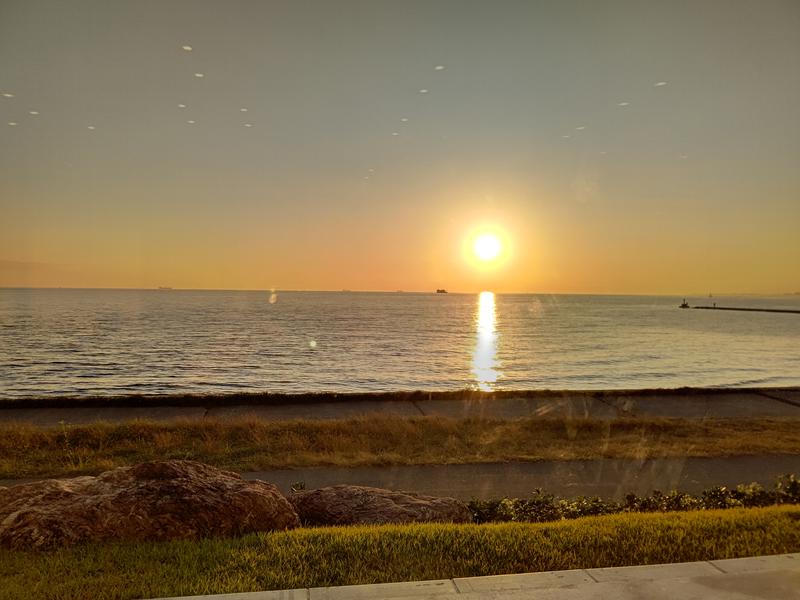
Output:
1 388 799 427
156 553 800 599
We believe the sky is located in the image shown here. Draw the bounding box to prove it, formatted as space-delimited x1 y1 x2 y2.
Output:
1 0 798 294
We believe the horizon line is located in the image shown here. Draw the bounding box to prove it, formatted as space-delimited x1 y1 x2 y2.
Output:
1 286 798 297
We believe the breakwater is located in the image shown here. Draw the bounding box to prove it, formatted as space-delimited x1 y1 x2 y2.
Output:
691 306 800 314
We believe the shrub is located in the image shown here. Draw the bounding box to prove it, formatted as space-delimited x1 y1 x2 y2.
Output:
468 474 799 523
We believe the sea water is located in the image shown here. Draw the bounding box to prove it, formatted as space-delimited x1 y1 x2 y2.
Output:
1 289 798 397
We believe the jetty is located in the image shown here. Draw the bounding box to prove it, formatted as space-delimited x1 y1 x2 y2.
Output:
691 306 800 314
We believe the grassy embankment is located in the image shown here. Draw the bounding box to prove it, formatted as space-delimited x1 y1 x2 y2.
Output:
1 506 798 600
3 416 800 479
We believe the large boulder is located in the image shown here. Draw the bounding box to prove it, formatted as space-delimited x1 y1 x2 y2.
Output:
0 460 299 549
289 485 472 526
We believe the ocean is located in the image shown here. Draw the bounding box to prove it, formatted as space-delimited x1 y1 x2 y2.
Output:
1 289 798 398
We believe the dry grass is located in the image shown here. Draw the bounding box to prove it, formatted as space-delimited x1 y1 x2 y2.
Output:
2 416 800 479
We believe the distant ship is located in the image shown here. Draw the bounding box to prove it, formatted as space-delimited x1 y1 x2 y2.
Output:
436 288 448 294
157 286 173 290
679 298 690 308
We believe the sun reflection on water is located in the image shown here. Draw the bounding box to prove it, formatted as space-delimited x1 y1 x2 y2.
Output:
472 291 500 390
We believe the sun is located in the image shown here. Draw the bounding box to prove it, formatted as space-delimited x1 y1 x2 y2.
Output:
473 233 502 262
462 225 512 270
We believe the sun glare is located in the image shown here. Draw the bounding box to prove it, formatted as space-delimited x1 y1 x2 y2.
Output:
463 226 512 271
473 233 502 262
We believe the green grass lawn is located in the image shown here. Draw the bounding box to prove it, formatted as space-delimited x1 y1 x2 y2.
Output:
1 506 798 600
3 416 800 479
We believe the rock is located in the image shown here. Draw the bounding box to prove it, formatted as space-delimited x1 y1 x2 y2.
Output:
0 460 299 549
289 485 472 526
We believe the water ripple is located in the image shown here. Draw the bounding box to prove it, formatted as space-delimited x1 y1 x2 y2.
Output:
1 290 799 397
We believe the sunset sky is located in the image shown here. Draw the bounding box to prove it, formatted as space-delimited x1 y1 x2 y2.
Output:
1 0 798 294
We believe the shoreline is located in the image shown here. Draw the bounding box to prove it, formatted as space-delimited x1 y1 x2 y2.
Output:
2 385 799 410
1 386 799 429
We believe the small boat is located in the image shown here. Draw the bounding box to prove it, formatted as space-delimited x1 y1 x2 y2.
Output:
679 298 690 308
436 288 448 294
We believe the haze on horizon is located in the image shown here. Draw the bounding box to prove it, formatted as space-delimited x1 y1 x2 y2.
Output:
1 0 798 295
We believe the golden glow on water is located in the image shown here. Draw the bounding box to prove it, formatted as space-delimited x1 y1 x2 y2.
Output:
472 291 499 391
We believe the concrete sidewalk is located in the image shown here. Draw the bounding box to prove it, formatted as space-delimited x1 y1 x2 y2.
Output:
156 553 800 599
1 388 799 427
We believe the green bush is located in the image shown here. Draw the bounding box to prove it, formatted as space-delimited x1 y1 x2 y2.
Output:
469 474 799 523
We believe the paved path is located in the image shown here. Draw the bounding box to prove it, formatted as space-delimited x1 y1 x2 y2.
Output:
241 455 800 500
155 553 800 599
4 455 797 499
1 388 799 427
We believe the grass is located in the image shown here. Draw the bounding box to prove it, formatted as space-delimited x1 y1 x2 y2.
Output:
0 506 798 599
2 416 800 479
